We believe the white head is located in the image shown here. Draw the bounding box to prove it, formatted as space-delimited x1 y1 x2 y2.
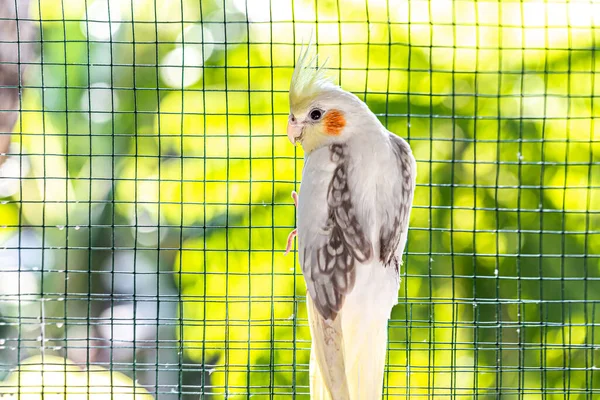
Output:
287 44 378 154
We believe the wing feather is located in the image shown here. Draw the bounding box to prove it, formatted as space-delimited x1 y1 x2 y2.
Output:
300 143 373 321
379 134 416 269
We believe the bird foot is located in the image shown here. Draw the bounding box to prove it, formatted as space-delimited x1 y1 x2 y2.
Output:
285 190 299 255
284 228 297 255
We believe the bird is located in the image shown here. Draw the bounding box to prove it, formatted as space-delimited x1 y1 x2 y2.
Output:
284 43 417 400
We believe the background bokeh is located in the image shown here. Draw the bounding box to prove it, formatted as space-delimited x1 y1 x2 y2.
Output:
0 0 599 398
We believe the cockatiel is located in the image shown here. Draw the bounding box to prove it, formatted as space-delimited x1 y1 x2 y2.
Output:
284 45 416 400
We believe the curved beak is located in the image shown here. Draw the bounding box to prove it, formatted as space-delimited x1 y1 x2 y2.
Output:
287 116 303 145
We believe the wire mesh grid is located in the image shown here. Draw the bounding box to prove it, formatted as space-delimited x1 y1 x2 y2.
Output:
0 0 598 398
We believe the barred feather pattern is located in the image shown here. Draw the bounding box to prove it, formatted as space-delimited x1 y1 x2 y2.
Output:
379 135 415 271
303 143 373 321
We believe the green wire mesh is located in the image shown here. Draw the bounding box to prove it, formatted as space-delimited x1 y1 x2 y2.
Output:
0 0 599 398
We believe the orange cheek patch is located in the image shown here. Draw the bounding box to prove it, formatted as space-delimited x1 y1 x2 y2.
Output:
324 110 346 136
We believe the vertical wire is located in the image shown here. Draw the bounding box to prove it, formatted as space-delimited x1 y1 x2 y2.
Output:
38 0 48 391
83 0 93 395
562 2 573 396
510 0 521 395
38 0 48 384
176 0 187 397
496 0 508 392
242 0 252 396
494 0 503 397
405 0 415 397
448 0 459 397
222 1 231 395
150 0 162 396
537 0 548 397
290 3 298 395
517 4 531 394
200 2 209 396
106 0 117 395
474 1 493 392
58 0 69 394
583 0 596 394
268 0 276 398
429 0 438 398
589 297 597 400
131 0 141 394
129 0 140 395
199 6 211 396
472 2 483 398
364 0 371 104
18 0 40 392
471 3 480 397
425 1 435 396
268 4 274 395
444 0 456 397
16 0 29 396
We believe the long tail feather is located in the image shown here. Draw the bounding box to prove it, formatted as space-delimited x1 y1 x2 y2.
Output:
306 295 350 400
343 317 389 399
309 348 331 400
307 263 397 400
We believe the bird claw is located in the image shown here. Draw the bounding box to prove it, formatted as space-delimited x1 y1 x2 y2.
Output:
284 228 297 256
285 190 299 255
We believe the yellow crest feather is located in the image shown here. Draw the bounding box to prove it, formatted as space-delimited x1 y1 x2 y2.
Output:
289 39 335 111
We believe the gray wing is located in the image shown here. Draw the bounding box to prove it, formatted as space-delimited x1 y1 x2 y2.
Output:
378 134 416 270
300 143 373 321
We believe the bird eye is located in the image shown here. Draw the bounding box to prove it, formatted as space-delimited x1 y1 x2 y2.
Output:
309 109 323 121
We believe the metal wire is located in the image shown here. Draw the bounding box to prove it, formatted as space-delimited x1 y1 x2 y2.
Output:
0 0 598 398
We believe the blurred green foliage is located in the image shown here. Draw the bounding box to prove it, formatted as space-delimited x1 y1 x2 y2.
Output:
0 355 153 399
0 0 599 398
